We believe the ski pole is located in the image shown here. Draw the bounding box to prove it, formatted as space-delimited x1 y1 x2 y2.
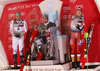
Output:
84 32 89 71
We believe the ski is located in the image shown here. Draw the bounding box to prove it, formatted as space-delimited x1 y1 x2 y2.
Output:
20 29 38 71
81 21 95 68
25 55 30 71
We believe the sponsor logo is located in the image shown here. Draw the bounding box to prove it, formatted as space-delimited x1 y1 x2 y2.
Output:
63 6 71 11
8 13 15 18
30 11 36 15
47 2 53 10
75 5 84 9
70 0 77 4
8 7 17 11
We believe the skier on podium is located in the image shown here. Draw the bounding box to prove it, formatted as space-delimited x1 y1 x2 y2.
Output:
38 14 56 60
10 12 27 68
70 7 85 69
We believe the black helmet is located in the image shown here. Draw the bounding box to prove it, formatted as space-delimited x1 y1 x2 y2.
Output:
43 14 48 19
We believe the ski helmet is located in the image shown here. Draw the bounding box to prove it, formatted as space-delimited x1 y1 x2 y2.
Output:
16 12 21 17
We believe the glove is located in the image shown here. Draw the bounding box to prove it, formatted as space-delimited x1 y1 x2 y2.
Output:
84 48 88 54
15 33 23 38
87 37 90 42
20 33 23 37
79 25 84 31
15 34 20 37
76 24 84 31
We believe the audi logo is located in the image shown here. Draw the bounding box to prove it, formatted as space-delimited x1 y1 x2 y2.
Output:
8 14 15 18
63 6 71 10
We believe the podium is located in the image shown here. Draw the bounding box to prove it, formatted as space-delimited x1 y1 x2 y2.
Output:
23 62 71 71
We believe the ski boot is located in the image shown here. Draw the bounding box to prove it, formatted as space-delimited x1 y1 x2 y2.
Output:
76 61 80 69
14 62 17 68
72 62 75 69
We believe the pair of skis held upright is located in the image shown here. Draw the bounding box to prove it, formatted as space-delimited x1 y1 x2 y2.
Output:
20 28 46 71
81 21 95 69
20 29 38 71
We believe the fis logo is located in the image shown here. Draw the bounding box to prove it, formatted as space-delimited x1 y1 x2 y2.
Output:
47 2 53 10
70 0 77 4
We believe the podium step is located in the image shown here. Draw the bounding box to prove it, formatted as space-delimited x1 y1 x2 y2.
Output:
31 60 59 66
